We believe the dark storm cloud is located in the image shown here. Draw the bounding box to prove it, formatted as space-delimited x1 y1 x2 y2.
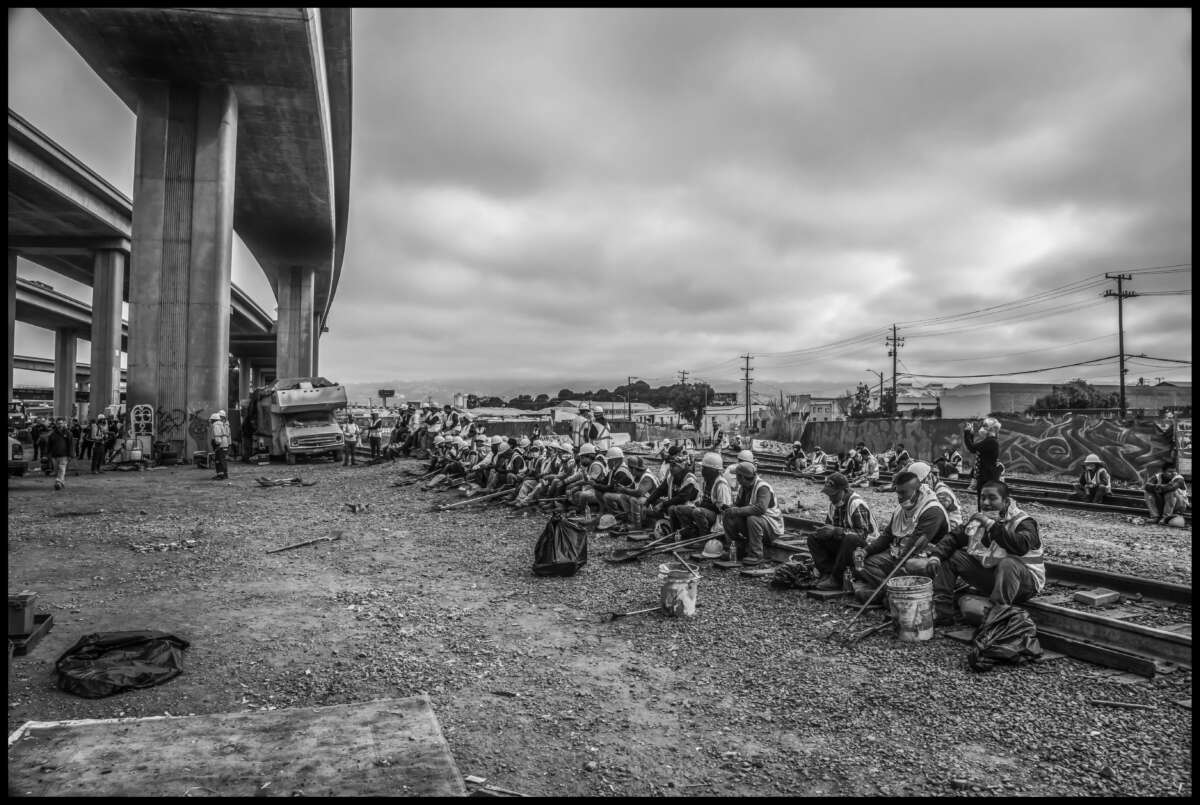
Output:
7 8 1190 389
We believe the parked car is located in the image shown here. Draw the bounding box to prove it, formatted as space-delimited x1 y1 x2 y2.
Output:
8 435 28 476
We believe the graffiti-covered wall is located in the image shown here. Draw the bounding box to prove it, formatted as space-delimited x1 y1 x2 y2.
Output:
803 415 1177 483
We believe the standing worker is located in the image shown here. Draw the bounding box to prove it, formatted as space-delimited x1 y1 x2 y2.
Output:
341 415 360 466
963 417 1002 507
240 406 256 462
367 409 383 460
89 415 108 474
46 417 73 491
209 411 231 480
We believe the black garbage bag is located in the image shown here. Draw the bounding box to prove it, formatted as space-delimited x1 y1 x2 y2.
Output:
55 630 190 699
967 604 1043 672
532 513 588 577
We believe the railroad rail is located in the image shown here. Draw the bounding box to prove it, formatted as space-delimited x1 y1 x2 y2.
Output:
709 449 1187 523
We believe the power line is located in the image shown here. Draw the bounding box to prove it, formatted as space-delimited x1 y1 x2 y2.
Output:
904 354 1119 379
922 332 1118 364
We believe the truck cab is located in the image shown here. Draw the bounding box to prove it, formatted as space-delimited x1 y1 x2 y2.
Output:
250 377 347 465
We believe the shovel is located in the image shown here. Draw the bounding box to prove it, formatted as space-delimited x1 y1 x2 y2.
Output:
825 539 923 642
604 528 684 563
433 487 511 511
599 605 659 623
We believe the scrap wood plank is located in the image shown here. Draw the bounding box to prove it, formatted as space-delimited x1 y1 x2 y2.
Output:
7 695 465 797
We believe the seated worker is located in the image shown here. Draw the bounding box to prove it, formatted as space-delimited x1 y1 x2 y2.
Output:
644 456 701 533
927 480 1045 625
934 447 963 480
426 437 474 490
853 469 949 590
469 435 501 487
841 449 863 480
623 454 661 528
1073 454 1112 504
485 439 518 492
1143 461 1190 524
723 449 755 490
510 440 552 507
909 461 963 529
892 443 912 473
383 415 407 460
807 472 878 590
425 434 450 472
540 443 578 506
564 443 606 514
852 447 881 488
679 452 733 541
783 441 807 473
722 462 785 565
808 446 828 474
598 446 640 521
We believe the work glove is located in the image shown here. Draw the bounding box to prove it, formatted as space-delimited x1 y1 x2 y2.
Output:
924 555 941 576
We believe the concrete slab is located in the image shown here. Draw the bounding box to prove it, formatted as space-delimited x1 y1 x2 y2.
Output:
7 695 466 797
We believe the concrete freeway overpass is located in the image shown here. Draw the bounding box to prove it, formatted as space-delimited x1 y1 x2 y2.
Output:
11 8 351 452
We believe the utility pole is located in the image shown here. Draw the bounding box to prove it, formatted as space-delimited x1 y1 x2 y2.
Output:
626 375 639 426
885 325 904 418
865 369 884 411
1103 273 1136 417
678 369 689 385
740 354 753 430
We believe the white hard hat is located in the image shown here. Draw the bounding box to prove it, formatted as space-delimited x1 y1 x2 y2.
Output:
737 450 755 463
532 439 544 448
605 446 624 460
908 461 932 482
701 538 725 559
1083 454 1101 464
597 513 618 530
209 412 220 421
453 436 466 447
474 435 487 443
518 436 531 447
489 435 503 445
1166 514 1187 528
701 452 724 470
592 406 603 414
578 443 597 456
496 441 511 455
579 403 591 411
433 435 446 445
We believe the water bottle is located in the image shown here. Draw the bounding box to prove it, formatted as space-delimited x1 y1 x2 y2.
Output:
729 542 738 563
843 568 855 592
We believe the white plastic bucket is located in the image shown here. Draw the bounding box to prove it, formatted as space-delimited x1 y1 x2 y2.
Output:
658 561 700 617
886 575 934 641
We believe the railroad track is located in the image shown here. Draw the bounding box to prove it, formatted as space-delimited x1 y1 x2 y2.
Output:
706 449 1187 523
375 449 1190 677
772 514 1191 677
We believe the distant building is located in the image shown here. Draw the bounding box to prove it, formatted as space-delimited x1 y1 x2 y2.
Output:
940 380 1192 418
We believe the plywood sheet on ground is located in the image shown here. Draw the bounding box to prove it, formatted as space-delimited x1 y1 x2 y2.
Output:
7 695 466 797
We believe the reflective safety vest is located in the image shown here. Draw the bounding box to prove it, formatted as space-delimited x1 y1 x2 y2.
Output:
367 419 382 438
594 423 612 450
886 491 947 558
1081 466 1111 489
637 468 659 496
210 420 231 448
932 481 963 527
828 491 878 539
607 463 635 491
864 455 880 480
699 474 732 512
966 504 1045 592
736 477 784 535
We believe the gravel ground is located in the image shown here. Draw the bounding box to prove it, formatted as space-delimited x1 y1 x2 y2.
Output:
7 458 1193 797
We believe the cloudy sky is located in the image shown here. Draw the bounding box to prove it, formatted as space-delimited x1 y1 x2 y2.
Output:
8 8 1192 396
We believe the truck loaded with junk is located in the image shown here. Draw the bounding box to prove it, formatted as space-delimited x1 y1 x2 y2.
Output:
246 377 348 465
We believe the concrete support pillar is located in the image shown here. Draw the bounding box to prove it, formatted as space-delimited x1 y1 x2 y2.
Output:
312 313 321 377
128 82 237 456
7 251 16 408
237 355 252 405
54 328 78 421
76 381 88 423
89 249 126 420
275 266 315 378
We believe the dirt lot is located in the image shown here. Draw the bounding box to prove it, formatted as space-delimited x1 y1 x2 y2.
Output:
7 457 1193 797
